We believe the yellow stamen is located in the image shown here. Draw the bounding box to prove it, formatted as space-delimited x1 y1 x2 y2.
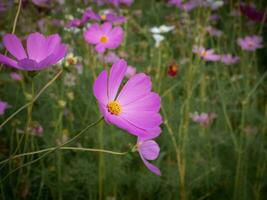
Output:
107 101 122 115
100 14 106 20
200 50 207 58
100 35 109 43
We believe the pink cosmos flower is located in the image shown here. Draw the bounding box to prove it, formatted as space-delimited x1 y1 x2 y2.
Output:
93 59 162 140
10 72 23 81
0 32 68 71
205 26 222 37
0 101 10 116
193 46 221 61
190 112 217 127
125 66 136 78
82 8 126 25
137 138 161 176
84 22 124 53
221 54 240 65
237 35 263 51
99 52 120 64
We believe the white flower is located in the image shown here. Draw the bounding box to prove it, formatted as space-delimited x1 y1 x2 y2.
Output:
152 34 165 47
150 25 175 34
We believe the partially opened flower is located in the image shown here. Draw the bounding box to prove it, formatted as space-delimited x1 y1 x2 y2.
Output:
93 59 162 139
137 138 161 176
0 100 10 116
193 46 220 61
0 32 68 71
84 22 124 53
10 72 23 81
237 35 263 51
221 54 239 65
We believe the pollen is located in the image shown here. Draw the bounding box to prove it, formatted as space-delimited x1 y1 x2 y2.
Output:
200 51 207 58
107 101 122 115
100 14 106 21
100 35 109 43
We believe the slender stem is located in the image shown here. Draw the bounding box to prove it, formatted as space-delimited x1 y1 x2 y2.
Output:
0 145 126 166
0 117 104 183
12 0 22 34
0 70 63 129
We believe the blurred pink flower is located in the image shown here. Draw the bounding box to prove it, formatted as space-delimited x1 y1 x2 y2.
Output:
193 46 221 61
221 54 239 65
10 72 23 81
205 26 222 37
93 59 162 139
100 52 120 64
137 138 161 176
84 22 124 53
0 32 68 71
0 101 10 116
125 66 136 78
237 35 263 51
190 112 217 127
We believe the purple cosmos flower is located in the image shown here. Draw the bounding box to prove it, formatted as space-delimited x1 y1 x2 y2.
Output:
99 52 120 64
237 35 263 51
190 112 217 127
67 18 83 28
193 46 221 61
0 101 10 116
0 32 68 71
32 0 50 7
82 8 126 25
205 26 222 37
84 22 124 53
221 54 240 65
137 138 161 176
125 65 136 78
93 59 162 139
10 72 23 81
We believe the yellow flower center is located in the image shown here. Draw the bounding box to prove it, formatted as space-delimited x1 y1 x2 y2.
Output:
100 14 106 20
100 35 109 43
107 101 122 115
200 51 207 58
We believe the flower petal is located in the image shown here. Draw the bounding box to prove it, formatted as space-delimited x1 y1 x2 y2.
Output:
123 92 161 112
93 70 109 105
45 34 61 55
120 111 162 129
3 34 27 60
108 59 127 101
139 140 160 160
140 153 161 176
17 58 38 71
84 24 102 44
26 32 47 62
0 53 19 69
117 73 152 105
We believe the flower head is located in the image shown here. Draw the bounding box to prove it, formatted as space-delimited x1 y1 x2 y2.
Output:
190 112 217 127
193 46 221 61
10 72 23 81
237 35 263 51
84 22 124 53
0 101 10 116
93 59 162 140
0 32 68 71
167 62 179 77
137 138 161 176
125 65 136 78
221 54 239 65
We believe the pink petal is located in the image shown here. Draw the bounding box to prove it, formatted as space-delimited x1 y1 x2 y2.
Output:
93 70 109 105
108 59 127 101
117 73 152 105
26 32 47 62
123 92 161 112
45 34 61 55
102 22 113 34
120 111 162 129
140 153 161 176
17 58 38 71
3 34 27 60
105 26 124 48
0 53 19 69
84 24 102 44
139 140 160 160
95 43 106 53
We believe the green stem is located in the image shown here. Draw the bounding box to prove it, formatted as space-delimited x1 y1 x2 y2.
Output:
0 117 104 183
0 70 63 129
